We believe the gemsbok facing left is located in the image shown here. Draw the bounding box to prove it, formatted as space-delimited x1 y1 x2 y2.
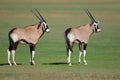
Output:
64 9 101 66
7 10 50 66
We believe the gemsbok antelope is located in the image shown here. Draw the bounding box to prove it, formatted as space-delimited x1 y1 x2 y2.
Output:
64 9 101 66
7 10 50 66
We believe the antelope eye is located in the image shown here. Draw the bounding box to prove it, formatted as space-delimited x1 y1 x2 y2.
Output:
93 24 96 26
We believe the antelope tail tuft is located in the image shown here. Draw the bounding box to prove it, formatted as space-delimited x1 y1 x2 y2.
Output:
64 28 73 52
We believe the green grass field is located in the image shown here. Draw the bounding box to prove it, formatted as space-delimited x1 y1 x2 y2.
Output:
0 0 120 80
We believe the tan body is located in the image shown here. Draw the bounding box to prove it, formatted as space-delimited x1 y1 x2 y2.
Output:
10 23 43 45
68 23 93 44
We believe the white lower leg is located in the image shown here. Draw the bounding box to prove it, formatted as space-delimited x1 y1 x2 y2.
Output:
30 51 35 65
32 51 35 64
83 50 87 65
7 49 12 66
67 50 72 66
12 50 17 66
78 51 82 64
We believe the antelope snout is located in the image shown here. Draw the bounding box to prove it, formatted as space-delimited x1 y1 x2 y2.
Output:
46 29 50 32
97 29 101 32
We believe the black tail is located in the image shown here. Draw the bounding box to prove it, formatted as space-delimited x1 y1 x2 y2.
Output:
8 28 16 51
64 28 73 53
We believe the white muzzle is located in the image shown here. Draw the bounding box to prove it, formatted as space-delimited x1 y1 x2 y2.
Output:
46 29 50 32
97 29 101 32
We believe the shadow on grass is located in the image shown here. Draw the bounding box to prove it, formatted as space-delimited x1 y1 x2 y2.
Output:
42 62 67 65
0 63 24 66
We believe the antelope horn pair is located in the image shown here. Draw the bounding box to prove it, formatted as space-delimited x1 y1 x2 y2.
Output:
31 9 46 22
32 9 96 23
84 9 96 23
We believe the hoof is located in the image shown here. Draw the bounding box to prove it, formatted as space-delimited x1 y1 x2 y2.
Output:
69 64 72 66
67 62 72 66
30 62 35 65
84 62 87 65
78 62 81 64
8 63 12 66
13 62 17 66
13 64 17 66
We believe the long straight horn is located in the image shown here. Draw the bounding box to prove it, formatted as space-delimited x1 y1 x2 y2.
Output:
87 9 96 22
84 9 96 22
31 10 41 21
35 9 46 22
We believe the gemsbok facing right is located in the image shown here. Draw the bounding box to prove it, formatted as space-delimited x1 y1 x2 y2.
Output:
7 10 50 66
64 9 101 66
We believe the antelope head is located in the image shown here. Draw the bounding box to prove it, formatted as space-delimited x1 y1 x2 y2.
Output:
85 9 101 33
31 10 50 32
